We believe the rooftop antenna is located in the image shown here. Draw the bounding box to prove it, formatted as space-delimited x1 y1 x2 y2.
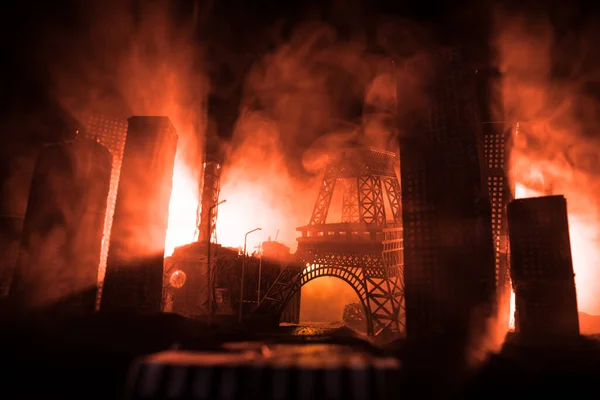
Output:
274 229 279 242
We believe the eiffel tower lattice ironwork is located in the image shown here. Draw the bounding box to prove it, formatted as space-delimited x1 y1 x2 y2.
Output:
256 147 404 336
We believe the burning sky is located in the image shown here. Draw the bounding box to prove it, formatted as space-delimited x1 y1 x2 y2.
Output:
492 7 600 315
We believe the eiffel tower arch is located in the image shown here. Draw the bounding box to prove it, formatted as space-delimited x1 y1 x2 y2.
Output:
256 147 404 336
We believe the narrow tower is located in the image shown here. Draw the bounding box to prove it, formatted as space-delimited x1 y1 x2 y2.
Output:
101 116 178 314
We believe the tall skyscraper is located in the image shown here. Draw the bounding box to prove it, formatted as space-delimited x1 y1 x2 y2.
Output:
101 117 178 314
400 48 496 339
482 121 514 328
10 136 112 313
86 113 128 308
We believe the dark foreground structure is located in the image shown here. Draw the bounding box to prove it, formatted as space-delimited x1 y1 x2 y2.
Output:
2 309 598 399
164 240 301 324
0 215 25 297
9 135 111 313
101 117 178 314
507 195 580 343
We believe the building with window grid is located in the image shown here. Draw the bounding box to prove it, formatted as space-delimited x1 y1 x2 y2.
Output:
101 116 178 314
482 122 514 327
507 195 580 341
399 48 496 339
86 113 128 309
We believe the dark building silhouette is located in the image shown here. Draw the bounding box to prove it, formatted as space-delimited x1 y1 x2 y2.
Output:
0 216 25 297
482 121 514 329
86 113 129 309
400 48 496 339
101 117 178 314
507 195 580 342
163 242 224 318
0 148 38 298
164 241 300 323
9 135 112 313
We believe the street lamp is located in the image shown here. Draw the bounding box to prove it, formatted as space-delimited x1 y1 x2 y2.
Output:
257 242 263 305
239 227 261 324
207 199 226 326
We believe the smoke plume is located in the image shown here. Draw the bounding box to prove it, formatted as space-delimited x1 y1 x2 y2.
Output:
23 2 438 324
217 18 434 323
492 7 600 316
19 0 208 304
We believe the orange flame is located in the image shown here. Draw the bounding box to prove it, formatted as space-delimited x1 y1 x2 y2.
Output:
163 132 315 257
164 159 199 257
493 10 600 325
512 179 598 328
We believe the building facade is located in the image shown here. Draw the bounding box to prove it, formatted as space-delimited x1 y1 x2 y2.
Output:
482 121 514 329
100 116 178 314
507 195 580 342
400 48 496 339
85 113 129 309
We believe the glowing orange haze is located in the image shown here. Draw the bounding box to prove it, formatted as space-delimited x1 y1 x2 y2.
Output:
163 147 373 323
512 171 599 319
164 160 199 257
164 141 599 326
493 11 600 320
164 143 314 257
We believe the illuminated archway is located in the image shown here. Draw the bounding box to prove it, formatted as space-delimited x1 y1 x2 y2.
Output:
300 277 363 325
276 265 373 334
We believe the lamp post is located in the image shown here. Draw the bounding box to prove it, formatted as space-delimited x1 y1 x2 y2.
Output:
257 242 263 305
207 199 226 326
239 227 261 324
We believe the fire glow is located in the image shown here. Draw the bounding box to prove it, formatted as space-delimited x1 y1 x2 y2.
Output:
494 10 600 326
511 176 599 328
164 160 198 257
163 149 311 257
165 142 599 331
